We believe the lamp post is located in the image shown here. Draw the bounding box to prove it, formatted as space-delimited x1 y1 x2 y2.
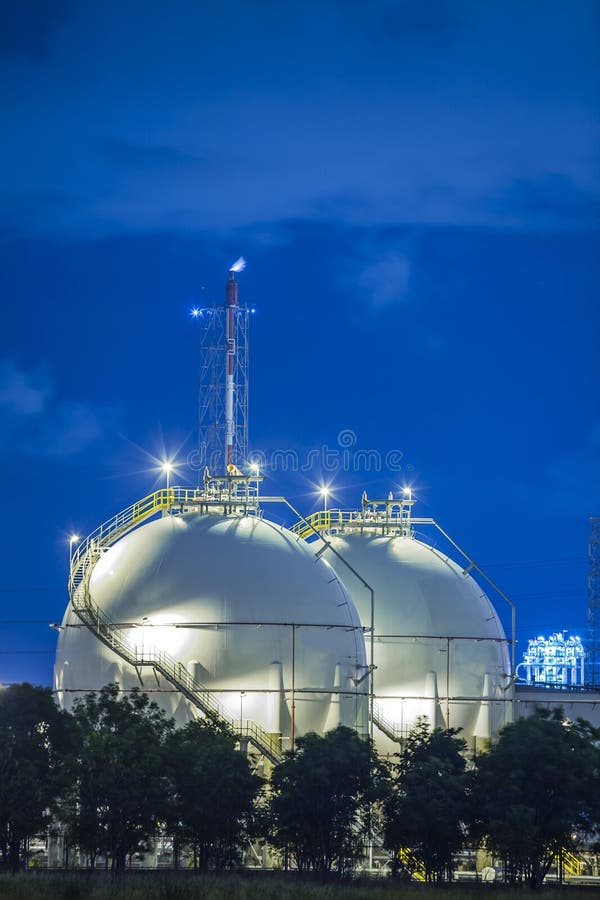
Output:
161 461 173 490
320 486 330 511
161 461 173 516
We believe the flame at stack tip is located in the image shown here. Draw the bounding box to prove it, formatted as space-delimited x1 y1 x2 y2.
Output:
229 256 247 273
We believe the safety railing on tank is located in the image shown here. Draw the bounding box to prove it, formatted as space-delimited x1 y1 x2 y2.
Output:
67 496 284 766
69 485 264 585
290 508 417 540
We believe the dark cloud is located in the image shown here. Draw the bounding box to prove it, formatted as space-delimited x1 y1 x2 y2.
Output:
489 173 600 230
0 0 74 60
0 358 119 459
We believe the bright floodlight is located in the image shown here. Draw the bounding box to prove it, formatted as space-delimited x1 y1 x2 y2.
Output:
403 486 412 499
250 462 260 474
190 307 200 318
162 462 173 474
320 487 330 497
70 534 80 543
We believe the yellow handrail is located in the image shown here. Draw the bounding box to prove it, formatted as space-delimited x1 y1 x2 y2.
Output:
558 848 581 877
290 508 415 539
398 847 425 881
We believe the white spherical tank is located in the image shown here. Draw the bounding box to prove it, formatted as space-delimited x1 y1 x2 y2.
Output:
54 513 368 742
315 532 511 751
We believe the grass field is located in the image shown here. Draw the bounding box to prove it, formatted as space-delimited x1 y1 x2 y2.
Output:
0 876 596 900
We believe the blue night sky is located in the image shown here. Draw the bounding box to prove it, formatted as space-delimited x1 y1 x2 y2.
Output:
1 0 599 685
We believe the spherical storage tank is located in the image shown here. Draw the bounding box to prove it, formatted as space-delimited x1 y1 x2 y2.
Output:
316 530 511 751
54 512 368 742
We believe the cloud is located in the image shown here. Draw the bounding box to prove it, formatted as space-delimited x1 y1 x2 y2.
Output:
487 173 600 231
0 0 74 60
357 249 412 308
0 358 118 459
338 231 419 308
0 358 52 414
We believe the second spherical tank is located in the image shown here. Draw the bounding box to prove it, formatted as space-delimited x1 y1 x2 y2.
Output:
54 512 368 742
314 531 511 751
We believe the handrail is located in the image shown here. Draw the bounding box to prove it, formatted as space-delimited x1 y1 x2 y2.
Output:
290 509 434 540
556 848 582 877
68 491 283 765
398 847 426 882
371 702 408 743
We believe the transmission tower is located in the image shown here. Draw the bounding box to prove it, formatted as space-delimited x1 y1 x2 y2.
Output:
587 517 600 688
196 265 249 474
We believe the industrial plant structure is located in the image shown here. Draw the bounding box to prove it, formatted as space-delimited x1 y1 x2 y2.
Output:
54 261 521 760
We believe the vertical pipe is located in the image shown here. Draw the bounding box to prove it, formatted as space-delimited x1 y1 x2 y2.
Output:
291 625 296 754
369 588 374 742
511 605 516 723
446 636 450 729
225 272 238 469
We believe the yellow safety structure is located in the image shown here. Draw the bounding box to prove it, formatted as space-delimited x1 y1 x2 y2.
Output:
557 848 581 877
397 847 426 882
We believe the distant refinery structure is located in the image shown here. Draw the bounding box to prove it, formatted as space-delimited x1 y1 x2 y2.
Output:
517 633 585 689
54 260 596 767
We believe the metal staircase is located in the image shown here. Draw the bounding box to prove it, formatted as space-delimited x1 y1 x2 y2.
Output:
68 489 283 766
398 847 426 881
371 702 406 744
556 848 582 878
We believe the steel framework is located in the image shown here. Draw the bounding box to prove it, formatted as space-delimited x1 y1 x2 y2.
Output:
587 517 600 688
197 299 249 474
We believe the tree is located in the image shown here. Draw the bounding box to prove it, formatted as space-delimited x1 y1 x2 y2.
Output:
472 708 600 888
383 719 470 883
165 719 261 870
0 683 75 872
67 684 174 871
268 726 384 876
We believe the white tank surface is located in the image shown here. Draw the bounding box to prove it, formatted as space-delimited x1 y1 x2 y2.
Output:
314 531 511 751
55 512 368 742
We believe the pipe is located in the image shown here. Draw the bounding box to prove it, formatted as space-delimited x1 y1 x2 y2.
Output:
225 271 238 468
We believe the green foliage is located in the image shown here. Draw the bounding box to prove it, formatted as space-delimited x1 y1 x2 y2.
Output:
66 684 174 871
0 683 75 872
383 719 469 883
164 718 261 870
268 726 385 875
472 708 600 887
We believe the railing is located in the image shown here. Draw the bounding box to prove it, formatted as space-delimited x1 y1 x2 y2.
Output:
558 848 582 878
398 847 426 881
68 491 283 766
290 509 414 540
70 486 263 578
371 702 407 744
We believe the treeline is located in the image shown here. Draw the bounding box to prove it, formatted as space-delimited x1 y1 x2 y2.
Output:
1 683 599 886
